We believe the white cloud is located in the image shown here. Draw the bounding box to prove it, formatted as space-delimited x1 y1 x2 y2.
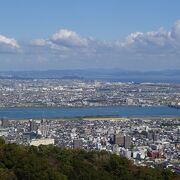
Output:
0 35 20 53
121 29 172 55
171 20 180 40
3 20 180 70
31 20 180 58
51 29 89 48
32 29 116 57
118 20 180 58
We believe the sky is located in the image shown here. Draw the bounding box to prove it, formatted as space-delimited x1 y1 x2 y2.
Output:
0 0 180 71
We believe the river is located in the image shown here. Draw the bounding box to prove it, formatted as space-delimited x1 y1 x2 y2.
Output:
0 106 180 119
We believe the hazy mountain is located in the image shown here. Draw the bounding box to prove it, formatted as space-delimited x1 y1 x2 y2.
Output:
0 69 180 83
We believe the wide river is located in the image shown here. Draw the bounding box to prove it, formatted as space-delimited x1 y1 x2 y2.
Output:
0 106 180 119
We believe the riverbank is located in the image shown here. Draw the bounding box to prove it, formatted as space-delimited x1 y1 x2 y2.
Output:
5 115 180 123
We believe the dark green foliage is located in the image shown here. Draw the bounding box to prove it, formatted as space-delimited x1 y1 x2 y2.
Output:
0 140 179 180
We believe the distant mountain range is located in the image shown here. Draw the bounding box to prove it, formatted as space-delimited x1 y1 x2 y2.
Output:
0 69 180 83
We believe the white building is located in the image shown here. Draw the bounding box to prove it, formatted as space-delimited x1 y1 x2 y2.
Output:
29 138 55 146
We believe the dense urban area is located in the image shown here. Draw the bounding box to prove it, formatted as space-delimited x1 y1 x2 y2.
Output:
0 78 180 176
0 117 179 174
0 79 180 107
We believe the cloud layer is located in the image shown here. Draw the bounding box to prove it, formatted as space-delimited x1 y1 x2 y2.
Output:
1 20 180 70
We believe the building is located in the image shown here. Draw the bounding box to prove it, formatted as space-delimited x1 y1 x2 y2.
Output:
29 138 55 146
113 134 124 146
152 132 159 142
111 134 131 149
124 135 131 149
39 120 49 137
73 139 83 149
126 98 134 105
147 150 163 159
29 119 38 132
0 118 9 128
147 132 153 140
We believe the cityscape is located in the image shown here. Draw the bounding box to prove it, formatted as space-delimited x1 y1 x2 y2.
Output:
0 79 180 108
0 0 180 179
0 116 180 174
0 77 180 176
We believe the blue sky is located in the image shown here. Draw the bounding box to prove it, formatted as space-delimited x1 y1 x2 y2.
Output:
0 0 180 70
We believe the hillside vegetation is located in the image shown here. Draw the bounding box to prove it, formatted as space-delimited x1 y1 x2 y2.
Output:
0 139 179 180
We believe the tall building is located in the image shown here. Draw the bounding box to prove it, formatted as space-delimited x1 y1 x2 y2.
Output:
124 135 131 149
113 134 124 146
112 134 131 149
1 118 9 128
39 120 49 137
152 132 159 142
39 125 49 137
29 119 38 132
147 132 153 140
73 139 83 149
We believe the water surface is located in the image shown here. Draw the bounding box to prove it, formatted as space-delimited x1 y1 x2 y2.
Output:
0 106 180 119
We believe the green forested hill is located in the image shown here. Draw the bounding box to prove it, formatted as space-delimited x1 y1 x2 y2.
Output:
0 139 179 180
